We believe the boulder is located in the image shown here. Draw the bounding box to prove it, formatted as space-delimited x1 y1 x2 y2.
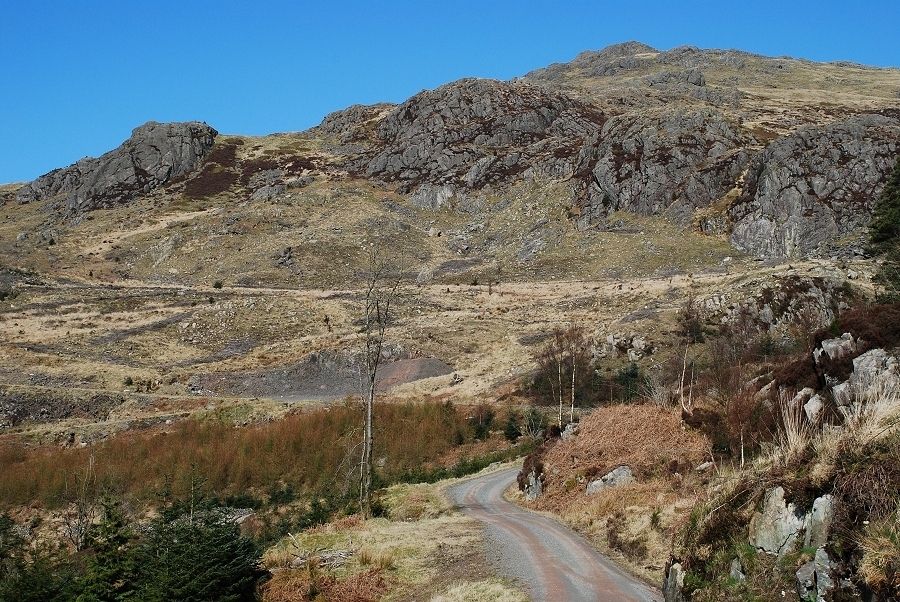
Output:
804 495 834 549
561 423 578 441
803 394 825 423
663 562 685 602
17 121 217 214
586 466 635 495
813 333 858 366
523 468 542 501
749 487 806 556
730 114 900 258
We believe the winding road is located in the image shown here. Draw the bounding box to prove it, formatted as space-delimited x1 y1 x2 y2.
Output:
447 467 663 602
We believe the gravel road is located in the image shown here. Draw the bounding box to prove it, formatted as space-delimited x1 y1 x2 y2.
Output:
447 467 663 602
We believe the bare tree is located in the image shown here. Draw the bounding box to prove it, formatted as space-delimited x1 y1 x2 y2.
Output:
535 324 589 428
358 248 402 517
62 452 97 551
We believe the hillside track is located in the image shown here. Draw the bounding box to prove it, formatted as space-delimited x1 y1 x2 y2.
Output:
447 468 662 602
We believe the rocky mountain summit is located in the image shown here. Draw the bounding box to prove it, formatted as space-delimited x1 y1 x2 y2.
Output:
8 42 900 259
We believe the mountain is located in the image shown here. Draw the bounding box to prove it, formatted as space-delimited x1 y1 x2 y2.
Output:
1 42 900 602
9 41 900 263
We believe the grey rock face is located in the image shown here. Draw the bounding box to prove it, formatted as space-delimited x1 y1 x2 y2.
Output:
17 121 217 214
796 548 833 602
729 558 746 581
663 562 685 602
849 348 899 390
804 394 825 422
644 68 706 87
730 114 900 258
523 467 543 501
323 78 605 197
586 109 750 225
586 465 635 494
716 276 849 338
749 486 806 556
804 495 834 549
815 333 858 365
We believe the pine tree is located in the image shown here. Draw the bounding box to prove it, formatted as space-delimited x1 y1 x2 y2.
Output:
870 157 900 300
76 497 135 602
869 157 900 248
132 510 261 602
503 410 522 442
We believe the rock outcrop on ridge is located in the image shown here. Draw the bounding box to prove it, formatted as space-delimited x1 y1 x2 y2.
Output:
16 121 217 214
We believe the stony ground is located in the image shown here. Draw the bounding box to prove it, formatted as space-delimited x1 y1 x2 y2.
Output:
0 170 874 443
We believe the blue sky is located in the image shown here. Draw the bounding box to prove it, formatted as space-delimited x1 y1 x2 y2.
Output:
2 0 899 183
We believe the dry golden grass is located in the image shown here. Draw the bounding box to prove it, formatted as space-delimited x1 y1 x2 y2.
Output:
430 579 528 602
358 546 396 570
263 476 489 600
261 565 389 602
859 508 900 597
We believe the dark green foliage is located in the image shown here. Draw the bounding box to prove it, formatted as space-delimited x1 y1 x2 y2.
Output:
76 498 135 602
131 511 261 602
615 363 643 401
869 157 900 248
870 157 900 300
469 403 495 440
503 409 522 442
266 484 296 506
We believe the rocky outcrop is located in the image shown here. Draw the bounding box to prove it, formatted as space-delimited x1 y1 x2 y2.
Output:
709 276 850 337
582 109 751 225
322 78 605 198
749 488 836 562
796 548 833 602
730 114 900 258
662 562 685 602
749 487 806 556
585 465 635 494
523 467 543 501
372 78 604 187
17 121 217 214
804 495 834 549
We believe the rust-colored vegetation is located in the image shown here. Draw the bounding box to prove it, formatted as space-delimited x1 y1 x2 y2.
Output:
0 401 473 508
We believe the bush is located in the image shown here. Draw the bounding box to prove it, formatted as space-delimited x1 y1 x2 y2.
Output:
183 165 239 199
676 294 705 343
213 280 224 289
869 157 900 300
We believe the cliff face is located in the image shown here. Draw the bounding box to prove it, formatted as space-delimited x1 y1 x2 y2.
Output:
730 114 900 258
